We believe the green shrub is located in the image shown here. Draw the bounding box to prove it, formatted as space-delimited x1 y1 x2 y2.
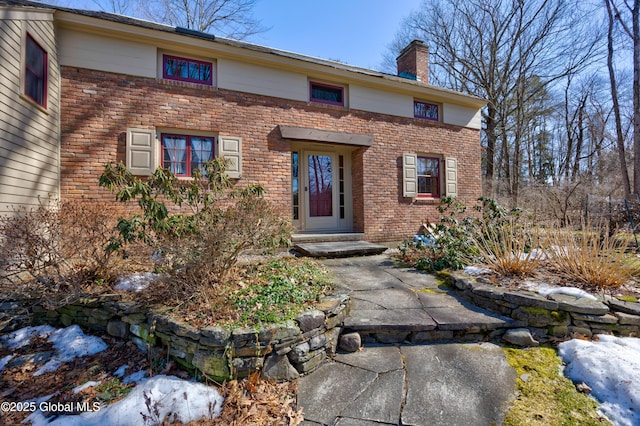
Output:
232 258 332 325
397 196 528 272
398 197 477 271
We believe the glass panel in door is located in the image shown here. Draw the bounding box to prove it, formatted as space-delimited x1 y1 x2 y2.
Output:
308 154 333 217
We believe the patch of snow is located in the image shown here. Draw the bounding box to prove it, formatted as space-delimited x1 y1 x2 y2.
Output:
463 266 492 275
26 375 224 426
113 365 128 377
559 335 640 426
73 381 101 394
122 369 148 384
528 248 549 260
0 354 14 372
1 325 107 377
32 325 108 376
515 248 549 261
114 272 162 293
0 325 56 350
523 281 598 301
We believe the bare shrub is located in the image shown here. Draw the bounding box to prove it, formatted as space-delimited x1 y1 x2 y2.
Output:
158 195 292 305
0 198 121 304
471 219 541 278
543 222 633 290
99 159 293 306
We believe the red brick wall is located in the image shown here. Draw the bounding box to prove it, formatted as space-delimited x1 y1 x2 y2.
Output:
60 66 481 242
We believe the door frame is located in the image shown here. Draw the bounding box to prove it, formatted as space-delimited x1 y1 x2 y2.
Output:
291 143 353 233
303 150 338 230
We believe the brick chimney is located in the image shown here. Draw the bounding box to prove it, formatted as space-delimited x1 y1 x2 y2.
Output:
396 40 429 83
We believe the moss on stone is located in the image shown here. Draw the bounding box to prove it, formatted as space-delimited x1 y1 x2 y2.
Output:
503 346 611 426
415 288 446 295
617 295 638 303
521 306 568 322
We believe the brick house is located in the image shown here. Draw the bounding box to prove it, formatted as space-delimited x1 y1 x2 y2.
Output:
0 0 485 243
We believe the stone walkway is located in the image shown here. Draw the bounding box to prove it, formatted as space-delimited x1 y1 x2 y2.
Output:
298 343 516 426
297 254 519 425
323 254 519 344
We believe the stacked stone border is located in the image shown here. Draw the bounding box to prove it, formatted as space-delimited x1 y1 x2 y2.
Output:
0 290 350 382
448 272 640 341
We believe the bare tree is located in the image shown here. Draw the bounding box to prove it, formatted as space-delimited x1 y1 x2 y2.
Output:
608 0 640 197
139 0 266 39
95 0 132 15
388 0 601 199
605 0 633 197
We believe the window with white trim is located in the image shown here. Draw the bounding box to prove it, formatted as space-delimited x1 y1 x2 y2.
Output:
417 156 440 198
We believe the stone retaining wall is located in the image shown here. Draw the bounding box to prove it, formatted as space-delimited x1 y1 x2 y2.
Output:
11 291 350 382
449 272 640 340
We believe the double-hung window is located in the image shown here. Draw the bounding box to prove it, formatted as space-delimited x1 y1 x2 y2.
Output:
25 33 47 108
417 156 440 198
403 154 457 198
163 54 213 85
161 134 214 177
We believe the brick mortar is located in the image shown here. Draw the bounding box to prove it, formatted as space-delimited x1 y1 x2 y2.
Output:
60 66 482 242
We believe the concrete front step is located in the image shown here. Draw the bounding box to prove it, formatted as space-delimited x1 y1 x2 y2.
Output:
291 232 364 243
293 241 388 258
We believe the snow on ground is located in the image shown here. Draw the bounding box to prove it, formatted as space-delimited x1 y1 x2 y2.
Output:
114 272 162 292
523 280 598 300
463 266 493 275
122 369 148 384
0 324 107 375
34 326 108 376
72 381 101 394
113 364 128 377
1 325 56 350
559 335 640 426
1 325 223 424
25 375 224 426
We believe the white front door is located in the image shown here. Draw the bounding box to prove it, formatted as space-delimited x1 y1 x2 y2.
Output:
303 151 338 230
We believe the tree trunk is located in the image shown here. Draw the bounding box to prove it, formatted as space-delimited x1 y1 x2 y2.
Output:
484 104 498 197
633 1 640 197
606 0 632 197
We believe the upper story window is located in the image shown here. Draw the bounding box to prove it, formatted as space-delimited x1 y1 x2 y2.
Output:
417 156 440 198
25 33 47 108
310 81 344 106
161 133 214 177
163 54 213 85
414 100 439 121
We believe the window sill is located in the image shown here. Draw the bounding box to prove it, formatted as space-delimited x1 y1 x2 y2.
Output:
413 196 441 204
20 94 49 115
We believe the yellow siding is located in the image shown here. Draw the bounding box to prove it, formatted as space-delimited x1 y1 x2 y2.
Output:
58 27 157 78
217 58 307 101
443 104 482 130
0 9 60 214
350 84 413 117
